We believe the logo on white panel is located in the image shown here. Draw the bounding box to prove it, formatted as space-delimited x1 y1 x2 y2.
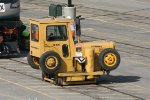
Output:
0 3 5 12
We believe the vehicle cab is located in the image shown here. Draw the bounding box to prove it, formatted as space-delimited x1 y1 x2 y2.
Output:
29 17 76 72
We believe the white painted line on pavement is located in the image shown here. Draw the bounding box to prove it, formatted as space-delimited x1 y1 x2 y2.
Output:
0 77 60 100
0 93 20 100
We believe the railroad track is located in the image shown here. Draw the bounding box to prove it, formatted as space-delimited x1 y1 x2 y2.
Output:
0 54 147 100
0 57 41 80
65 84 145 100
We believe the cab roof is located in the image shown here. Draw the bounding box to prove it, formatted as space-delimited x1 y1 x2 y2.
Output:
30 17 74 24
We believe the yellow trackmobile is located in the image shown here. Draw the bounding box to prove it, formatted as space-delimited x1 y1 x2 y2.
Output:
27 17 120 85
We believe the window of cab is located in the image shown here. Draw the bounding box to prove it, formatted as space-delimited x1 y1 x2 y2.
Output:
31 24 39 42
46 25 67 41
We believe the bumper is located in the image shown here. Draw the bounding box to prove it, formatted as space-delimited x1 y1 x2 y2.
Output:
58 71 104 77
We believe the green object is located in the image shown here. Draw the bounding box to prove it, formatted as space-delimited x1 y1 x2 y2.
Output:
49 4 62 17
22 28 29 37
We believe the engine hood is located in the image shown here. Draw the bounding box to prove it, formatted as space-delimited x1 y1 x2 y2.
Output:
76 40 115 49
76 40 115 55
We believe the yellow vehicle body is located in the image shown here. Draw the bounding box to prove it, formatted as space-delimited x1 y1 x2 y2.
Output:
28 17 120 85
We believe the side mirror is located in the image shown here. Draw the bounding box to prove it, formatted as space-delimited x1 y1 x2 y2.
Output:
80 18 85 20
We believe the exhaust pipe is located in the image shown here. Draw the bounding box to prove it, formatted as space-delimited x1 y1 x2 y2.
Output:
64 0 76 19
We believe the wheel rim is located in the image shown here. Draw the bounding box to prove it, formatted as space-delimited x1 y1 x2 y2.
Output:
104 53 117 67
32 57 39 66
45 56 58 69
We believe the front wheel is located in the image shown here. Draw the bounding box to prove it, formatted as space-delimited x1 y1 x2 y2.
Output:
39 51 61 76
98 48 120 71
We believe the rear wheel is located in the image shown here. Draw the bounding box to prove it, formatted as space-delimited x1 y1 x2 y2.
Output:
98 48 120 71
27 53 40 69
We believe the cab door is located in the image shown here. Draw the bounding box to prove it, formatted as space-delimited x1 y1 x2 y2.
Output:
44 24 71 59
30 23 40 57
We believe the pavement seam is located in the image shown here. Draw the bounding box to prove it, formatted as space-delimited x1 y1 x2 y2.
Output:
0 77 60 100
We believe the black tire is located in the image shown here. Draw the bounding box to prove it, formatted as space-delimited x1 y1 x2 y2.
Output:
98 48 120 71
27 53 40 69
57 77 63 86
95 76 101 85
39 51 61 76
42 72 46 81
54 76 63 86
